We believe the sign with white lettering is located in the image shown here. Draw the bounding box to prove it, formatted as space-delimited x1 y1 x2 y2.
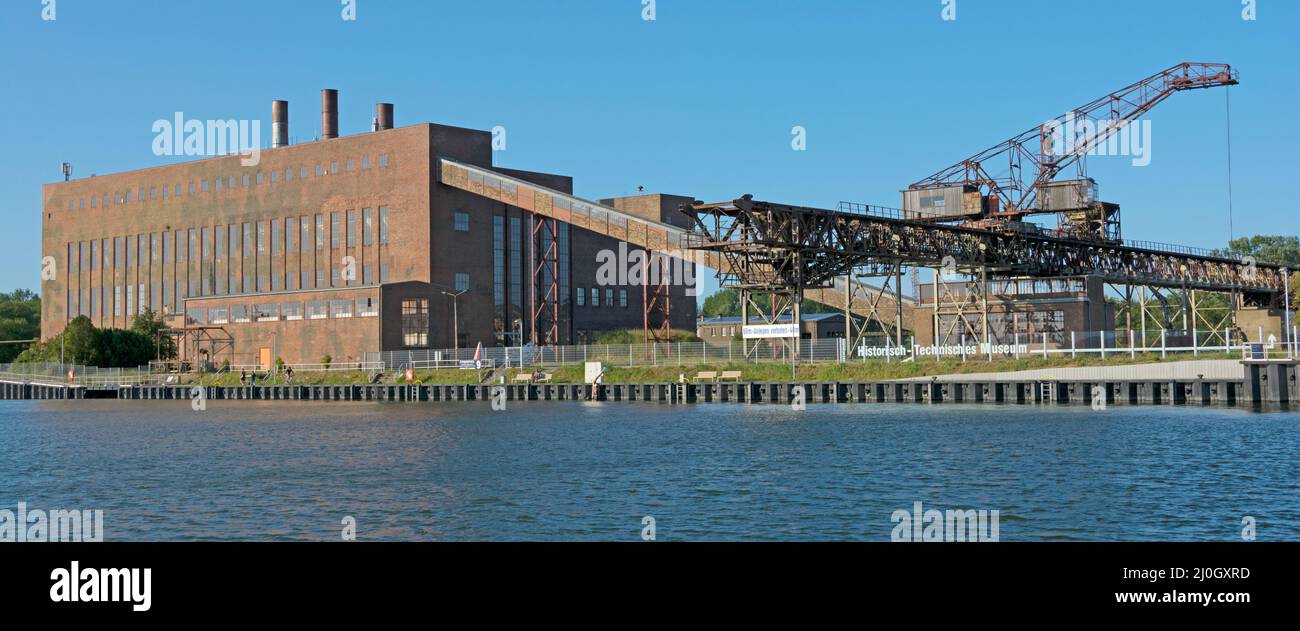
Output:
742 324 798 339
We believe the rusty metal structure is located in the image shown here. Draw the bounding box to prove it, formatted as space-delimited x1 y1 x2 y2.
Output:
682 63 1278 354
438 158 913 346
642 251 673 344
909 62 1238 226
529 213 561 346
686 195 1286 350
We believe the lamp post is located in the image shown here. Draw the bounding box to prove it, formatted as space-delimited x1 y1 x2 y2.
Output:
1284 267 1293 358
442 289 467 355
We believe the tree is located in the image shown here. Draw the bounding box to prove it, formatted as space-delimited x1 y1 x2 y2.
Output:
1217 235 1300 309
131 308 175 360
699 288 835 318
0 289 41 362
1217 235 1300 268
61 316 99 365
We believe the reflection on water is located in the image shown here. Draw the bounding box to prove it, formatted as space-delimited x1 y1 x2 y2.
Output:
1 401 1296 541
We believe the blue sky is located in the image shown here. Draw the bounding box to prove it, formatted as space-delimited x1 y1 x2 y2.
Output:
1 0 1296 301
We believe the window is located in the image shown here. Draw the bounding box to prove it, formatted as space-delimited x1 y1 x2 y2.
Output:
493 216 504 308
453 212 469 232
330 162 339 174
186 307 205 325
379 154 389 168
315 164 324 177
242 174 250 187
362 156 372 169
331 300 353 318
606 288 614 306
230 305 250 323
401 299 428 347
357 297 378 317
346 210 356 247
379 207 389 243
455 273 469 292
331 212 341 248
300 166 308 179
577 287 585 306
362 208 373 245
255 172 264 185
255 304 278 321
202 180 209 193
307 300 328 319
619 289 628 307
282 302 303 321
209 307 229 324
590 287 599 307
346 159 355 171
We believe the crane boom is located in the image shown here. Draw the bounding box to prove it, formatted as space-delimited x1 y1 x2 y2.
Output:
908 62 1238 220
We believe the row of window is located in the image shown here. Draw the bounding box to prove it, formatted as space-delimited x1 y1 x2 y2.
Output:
575 287 628 308
703 327 738 337
61 154 392 211
184 298 380 325
64 209 392 321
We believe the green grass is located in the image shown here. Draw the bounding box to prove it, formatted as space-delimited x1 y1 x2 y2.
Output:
171 351 1237 385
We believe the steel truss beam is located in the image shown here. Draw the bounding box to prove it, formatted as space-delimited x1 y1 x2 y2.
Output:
688 196 1285 303
643 250 671 344
529 213 560 346
740 288 799 360
840 261 907 353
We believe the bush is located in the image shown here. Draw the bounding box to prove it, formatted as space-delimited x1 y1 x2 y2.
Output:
593 328 701 344
321 354 332 369
14 314 162 367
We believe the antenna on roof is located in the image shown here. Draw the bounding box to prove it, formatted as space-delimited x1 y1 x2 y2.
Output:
61 162 72 182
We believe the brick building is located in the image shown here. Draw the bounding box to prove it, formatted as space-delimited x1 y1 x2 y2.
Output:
40 92 696 368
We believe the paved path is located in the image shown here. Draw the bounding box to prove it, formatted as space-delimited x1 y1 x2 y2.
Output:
893 359 1242 382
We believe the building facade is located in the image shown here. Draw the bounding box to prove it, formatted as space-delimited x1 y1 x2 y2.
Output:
41 96 696 367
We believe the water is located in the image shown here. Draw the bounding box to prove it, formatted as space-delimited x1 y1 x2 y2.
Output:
1 401 1297 541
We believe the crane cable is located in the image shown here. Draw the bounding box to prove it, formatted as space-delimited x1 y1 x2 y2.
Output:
1225 86 1235 242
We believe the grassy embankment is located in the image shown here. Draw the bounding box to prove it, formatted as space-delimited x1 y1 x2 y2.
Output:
178 351 1233 386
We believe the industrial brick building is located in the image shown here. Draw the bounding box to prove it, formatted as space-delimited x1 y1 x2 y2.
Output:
40 91 697 368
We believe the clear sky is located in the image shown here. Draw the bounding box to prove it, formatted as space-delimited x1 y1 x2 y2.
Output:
1 0 1296 301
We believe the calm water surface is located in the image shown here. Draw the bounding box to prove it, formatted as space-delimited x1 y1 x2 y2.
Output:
1 401 1296 541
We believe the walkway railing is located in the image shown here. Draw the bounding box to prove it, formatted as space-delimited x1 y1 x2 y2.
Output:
367 325 1296 371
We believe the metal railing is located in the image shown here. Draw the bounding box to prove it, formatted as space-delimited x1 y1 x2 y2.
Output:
366 324 1297 371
